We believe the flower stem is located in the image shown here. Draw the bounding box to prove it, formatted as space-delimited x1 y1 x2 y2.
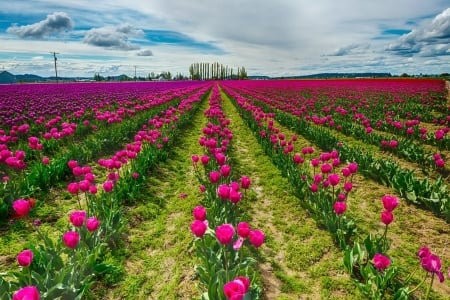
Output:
424 273 434 300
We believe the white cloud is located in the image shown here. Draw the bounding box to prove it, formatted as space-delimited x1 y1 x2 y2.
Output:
83 23 143 50
136 49 153 56
7 12 74 39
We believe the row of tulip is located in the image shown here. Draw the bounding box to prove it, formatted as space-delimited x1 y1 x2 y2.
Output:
222 84 448 299
0 86 212 299
0 84 210 221
222 82 450 222
224 79 449 150
189 85 264 300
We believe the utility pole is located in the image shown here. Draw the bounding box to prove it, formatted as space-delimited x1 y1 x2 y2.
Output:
50 52 59 83
134 65 137 81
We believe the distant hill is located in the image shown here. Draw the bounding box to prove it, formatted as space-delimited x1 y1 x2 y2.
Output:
15 74 45 82
0 71 17 83
273 72 393 79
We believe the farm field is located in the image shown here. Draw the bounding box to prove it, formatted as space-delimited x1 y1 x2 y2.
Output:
0 78 449 299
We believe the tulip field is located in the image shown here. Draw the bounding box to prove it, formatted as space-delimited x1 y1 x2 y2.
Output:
0 79 449 300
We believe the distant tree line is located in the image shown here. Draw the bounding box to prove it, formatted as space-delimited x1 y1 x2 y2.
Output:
189 62 247 80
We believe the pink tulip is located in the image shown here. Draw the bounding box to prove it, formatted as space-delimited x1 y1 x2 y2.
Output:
67 182 79 194
69 210 86 227
217 184 230 200
209 171 221 184
223 278 248 300
380 210 394 225
229 189 242 204
220 164 231 177
320 163 332 174
190 220 207 238
381 195 399 211
417 246 431 259
233 237 244 251
348 162 358 173
62 231 80 249
248 229 265 248
199 185 206 193
240 176 251 189
373 253 391 271
293 154 304 164
310 183 318 193
67 160 78 169
192 205 207 221
12 199 31 217
42 157 50 165
12 286 40 300
328 173 340 186
17 249 33 267
86 217 100 232
237 222 251 238
103 181 114 192
344 182 353 192
421 254 445 282
215 224 235 245
333 201 347 215
200 155 210 165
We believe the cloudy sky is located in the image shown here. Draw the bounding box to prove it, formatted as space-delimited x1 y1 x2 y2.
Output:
0 0 449 77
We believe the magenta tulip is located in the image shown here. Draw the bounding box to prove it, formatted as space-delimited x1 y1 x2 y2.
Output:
215 224 235 245
381 195 399 211
17 249 33 267
192 205 207 221
86 217 100 232
69 210 86 227
237 222 251 238
380 210 394 225
328 173 340 186
12 286 40 300
333 201 347 215
103 181 114 192
190 220 207 238
373 253 391 271
12 199 31 217
249 229 265 248
62 231 80 249
209 171 221 184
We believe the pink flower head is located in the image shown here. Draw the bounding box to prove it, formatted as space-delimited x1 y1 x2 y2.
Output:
191 155 199 163
421 254 445 282
67 182 79 195
373 253 391 271
311 158 320 167
418 246 431 259
192 205 207 221
249 229 265 248
233 237 244 251
320 163 332 174
190 220 207 238
132 172 139 179
78 179 90 192
240 176 251 189
86 217 100 232
62 231 80 249
341 167 351 177
12 286 40 300
348 162 358 173
333 201 347 215
338 193 347 201
69 210 86 227
12 199 31 217
435 159 445 168
17 249 33 267
229 189 243 204
344 181 353 192
209 171 221 184
199 184 206 193
237 222 251 238
200 155 210 165
220 164 231 177
313 174 323 183
42 157 50 165
217 184 230 200
103 181 114 192
72 166 84 177
380 210 394 225
381 195 399 211
293 154 304 164
223 278 248 300
215 223 235 245
389 140 398 148
310 183 318 193
328 173 340 186
67 160 78 169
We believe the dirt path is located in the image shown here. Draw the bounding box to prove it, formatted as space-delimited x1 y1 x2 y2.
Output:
220 90 361 299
